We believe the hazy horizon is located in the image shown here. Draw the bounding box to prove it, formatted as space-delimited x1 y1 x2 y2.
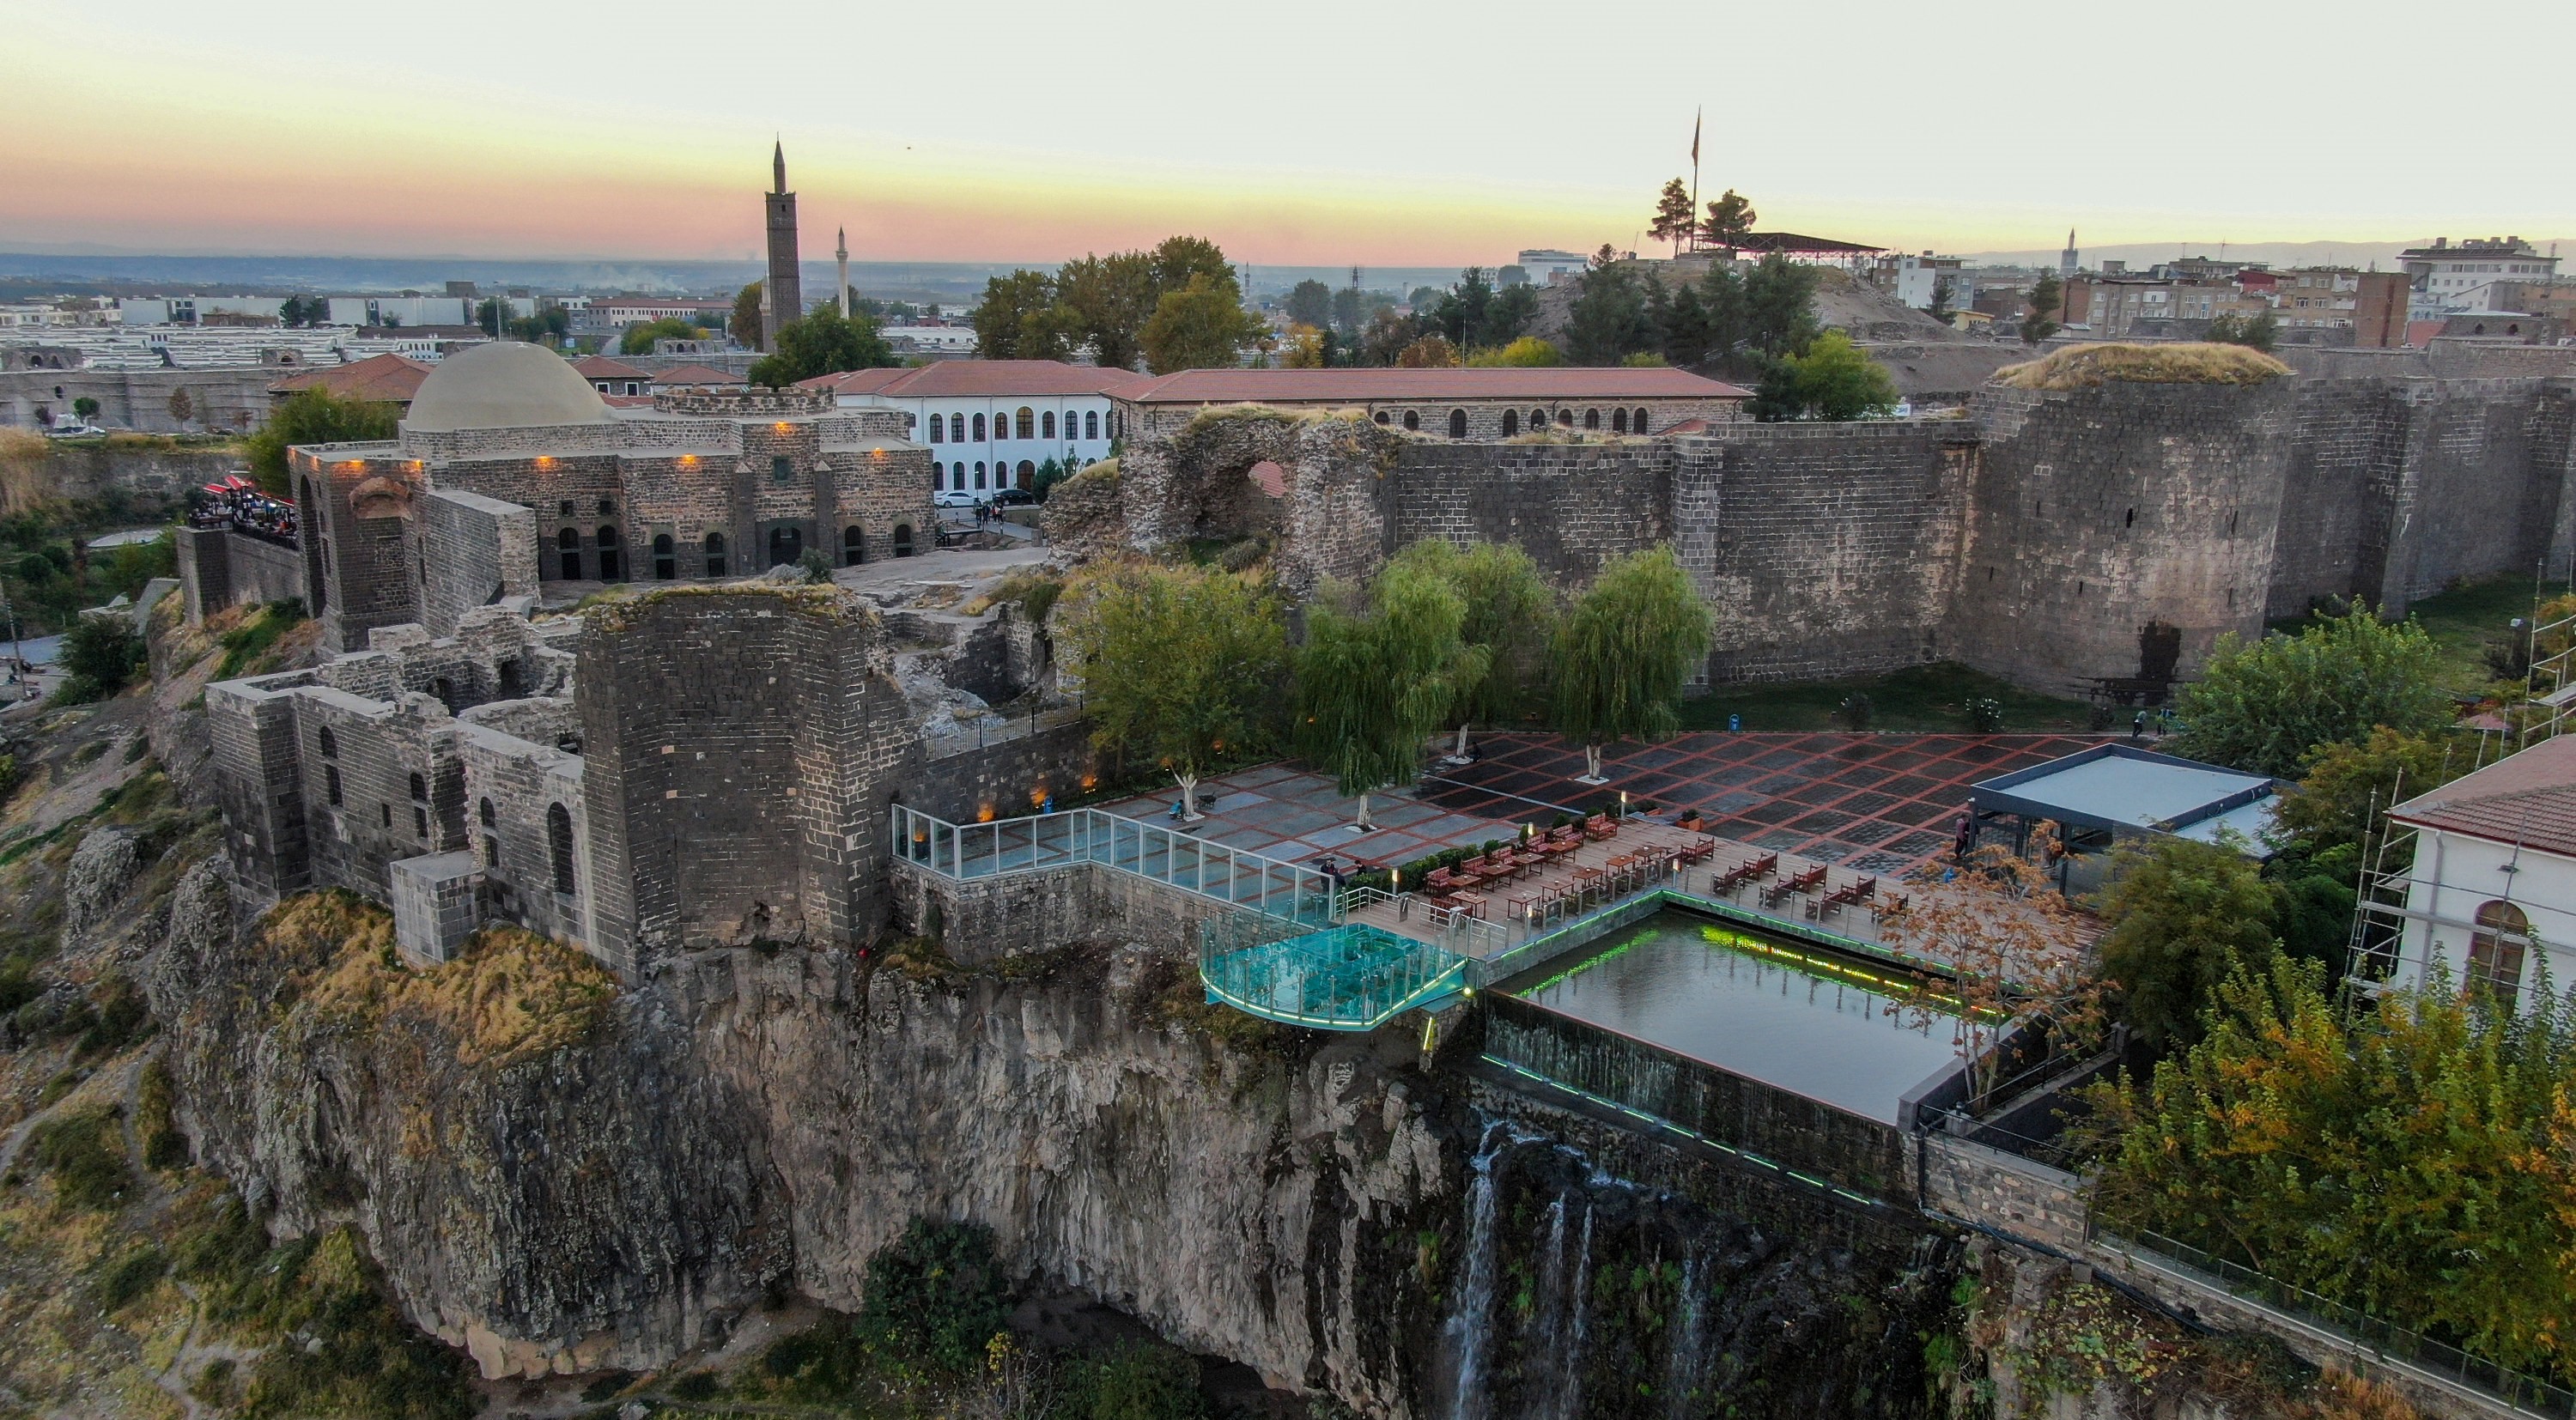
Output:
8 1 2572 270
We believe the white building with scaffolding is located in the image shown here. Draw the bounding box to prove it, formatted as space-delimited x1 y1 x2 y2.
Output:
2367 735 2576 1015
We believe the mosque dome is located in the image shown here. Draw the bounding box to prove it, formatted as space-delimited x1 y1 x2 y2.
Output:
402 341 613 433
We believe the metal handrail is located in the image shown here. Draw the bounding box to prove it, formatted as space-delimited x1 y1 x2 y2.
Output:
890 803 1334 924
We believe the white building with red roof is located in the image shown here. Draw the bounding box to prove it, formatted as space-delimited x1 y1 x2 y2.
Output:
2378 734 2576 1013
804 360 1144 498
1110 366 1751 442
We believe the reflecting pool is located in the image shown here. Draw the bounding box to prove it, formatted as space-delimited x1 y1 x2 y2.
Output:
1504 910 1968 1124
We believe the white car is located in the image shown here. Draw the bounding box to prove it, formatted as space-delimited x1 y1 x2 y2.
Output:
44 422 105 438
933 489 984 510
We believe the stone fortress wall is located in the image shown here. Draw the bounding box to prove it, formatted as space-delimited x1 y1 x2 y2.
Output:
1086 354 2576 700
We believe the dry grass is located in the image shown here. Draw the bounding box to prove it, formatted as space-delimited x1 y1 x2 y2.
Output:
0 427 53 518
1996 342 2292 390
301 919 617 1068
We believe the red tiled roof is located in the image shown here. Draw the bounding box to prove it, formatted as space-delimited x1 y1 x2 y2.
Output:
601 394 657 408
650 363 746 386
2389 735 2576 858
1115 367 1752 404
1247 460 1287 497
803 359 1149 399
270 353 433 404
572 355 653 380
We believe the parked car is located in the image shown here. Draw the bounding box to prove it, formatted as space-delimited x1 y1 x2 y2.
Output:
932 489 981 509
991 487 1038 507
43 422 105 439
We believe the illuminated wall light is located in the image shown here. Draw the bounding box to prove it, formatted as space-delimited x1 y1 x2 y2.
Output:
976 804 996 823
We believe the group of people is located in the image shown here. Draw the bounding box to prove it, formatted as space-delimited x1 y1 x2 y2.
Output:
189 480 299 544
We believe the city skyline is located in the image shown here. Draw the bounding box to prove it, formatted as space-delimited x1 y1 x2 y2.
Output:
8 0 2573 269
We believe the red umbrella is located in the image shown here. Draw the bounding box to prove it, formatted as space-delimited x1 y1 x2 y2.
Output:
222 474 253 489
202 482 231 494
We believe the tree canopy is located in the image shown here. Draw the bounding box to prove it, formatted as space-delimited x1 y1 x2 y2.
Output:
968 236 1247 372
732 281 764 349
972 270 1074 361
2023 273 2063 345
1649 179 1697 258
1699 189 1757 251
1564 261 1657 367
1388 539 1554 755
2206 309 2280 352
2080 956 2576 1381
1466 337 1562 368
619 317 704 355
1293 564 1475 828
2277 725 2462 859
748 305 898 387
1549 547 1713 780
1055 562 1285 819
1140 274 1264 374
1753 331 1899 422
2096 837 2281 1051
1284 280 1334 331
2165 604 2451 778
244 387 399 495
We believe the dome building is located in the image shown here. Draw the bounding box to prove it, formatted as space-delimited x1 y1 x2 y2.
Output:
280 340 934 650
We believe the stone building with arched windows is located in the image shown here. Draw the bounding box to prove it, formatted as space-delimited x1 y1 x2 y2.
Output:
283 340 935 652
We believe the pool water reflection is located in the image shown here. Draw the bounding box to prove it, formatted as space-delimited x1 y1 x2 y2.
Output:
1504 909 1967 1125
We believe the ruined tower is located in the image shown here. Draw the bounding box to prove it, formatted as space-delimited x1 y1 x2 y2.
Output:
762 141 802 349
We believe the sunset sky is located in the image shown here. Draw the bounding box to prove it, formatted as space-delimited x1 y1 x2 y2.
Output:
9 0 2572 268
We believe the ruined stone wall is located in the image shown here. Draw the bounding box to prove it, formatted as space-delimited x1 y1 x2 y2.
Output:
174 525 305 623
1675 422 1973 684
293 442 419 651
2379 378 2576 608
417 488 538 636
575 587 918 974
1386 441 1670 586
2263 380 2413 620
456 720 592 951
205 673 312 900
1954 381 2295 701
906 719 1099 825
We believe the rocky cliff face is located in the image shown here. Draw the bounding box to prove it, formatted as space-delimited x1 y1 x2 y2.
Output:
138 866 1978 1416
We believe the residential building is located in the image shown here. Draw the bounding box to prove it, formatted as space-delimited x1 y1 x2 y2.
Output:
1518 249 1590 285
2402 237 2561 319
1109 367 1752 443
1872 252 1968 311
805 360 1142 497
572 355 654 397
270 353 435 410
590 297 733 328
121 295 288 326
326 295 472 328
2375 735 2576 1016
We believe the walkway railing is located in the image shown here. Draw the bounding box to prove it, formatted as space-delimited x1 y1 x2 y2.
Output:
889 804 1335 925
1198 913 1467 1031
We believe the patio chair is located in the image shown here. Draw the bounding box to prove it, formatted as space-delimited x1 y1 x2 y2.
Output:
1584 814 1617 840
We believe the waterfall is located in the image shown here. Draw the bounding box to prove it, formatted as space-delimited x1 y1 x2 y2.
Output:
1663 1253 1707 1419
1557 1203 1595 1420
1445 1116 1531 1420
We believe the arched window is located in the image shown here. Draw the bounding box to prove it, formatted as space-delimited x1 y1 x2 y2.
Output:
479 797 496 827
1501 410 1518 437
892 523 915 557
929 414 945 442
1373 410 1390 425
767 525 801 567
844 525 865 567
2470 901 2530 1011
483 834 500 870
1042 410 1056 438
1448 409 1467 439
974 461 987 490
324 764 343 807
556 526 582 580
547 804 575 895
1016 459 1035 487
652 532 676 580
318 726 337 757
409 772 426 801
1015 407 1035 439
1633 407 1649 433
1584 409 1601 429
932 460 944 486
972 413 987 441
595 525 622 581
1613 408 1629 434
1085 410 1100 440
1556 409 1573 427
702 531 727 577
1531 408 1548 429
1403 410 1420 431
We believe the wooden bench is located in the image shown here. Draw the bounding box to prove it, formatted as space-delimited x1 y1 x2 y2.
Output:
1760 865 1827 909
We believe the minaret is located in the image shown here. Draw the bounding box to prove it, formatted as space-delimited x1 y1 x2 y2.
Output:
836 227 850 320
2059 228 2079 282
762 140 803 349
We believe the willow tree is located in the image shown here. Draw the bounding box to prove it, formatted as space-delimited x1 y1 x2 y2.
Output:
1388 538 1554 762
1294 563 1474 832
1056 561 1285 821
1549 547 1713 783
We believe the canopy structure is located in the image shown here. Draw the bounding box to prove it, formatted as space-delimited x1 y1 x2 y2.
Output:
1968 744 2280 887
1727 232 1886 257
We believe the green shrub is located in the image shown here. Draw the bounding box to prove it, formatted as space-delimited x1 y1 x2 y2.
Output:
76 974 152 1059
95 1242 167 1311
1963 697 2005 733
1835 692 1873 731
214 598 307 679
1066 1344 1207 1420
26 1107 130 1211
58 616 146 699
138 1059 187 1169
857 1218 1014 1374
667 1369 723 1401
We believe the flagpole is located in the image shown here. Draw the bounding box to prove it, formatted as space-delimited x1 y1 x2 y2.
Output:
1689 106 1702 254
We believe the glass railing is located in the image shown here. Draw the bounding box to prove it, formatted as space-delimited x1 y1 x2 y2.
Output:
1198 914 1469 1031
889 804 1336 925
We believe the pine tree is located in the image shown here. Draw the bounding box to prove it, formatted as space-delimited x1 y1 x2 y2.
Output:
1699 190 1757 252
1648 179 1696 258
